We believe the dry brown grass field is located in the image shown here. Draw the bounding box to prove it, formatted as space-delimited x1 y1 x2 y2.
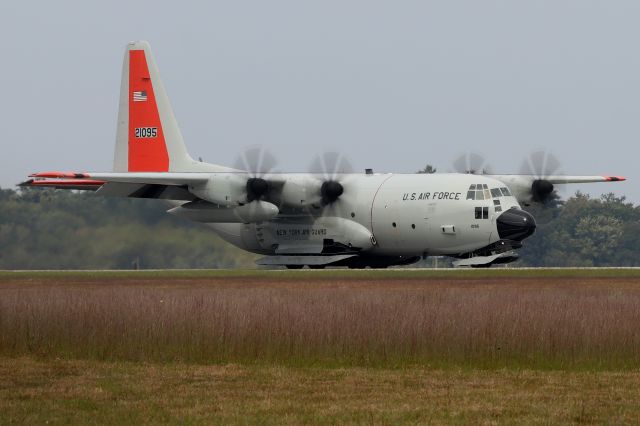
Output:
3 357 640 424
1 269 640 423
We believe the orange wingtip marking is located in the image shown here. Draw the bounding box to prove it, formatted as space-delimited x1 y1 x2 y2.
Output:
29 172 89 179
29 179 105 186
604 176 626 182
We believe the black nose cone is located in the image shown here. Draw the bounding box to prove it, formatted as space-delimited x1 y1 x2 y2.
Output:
497 209 536 241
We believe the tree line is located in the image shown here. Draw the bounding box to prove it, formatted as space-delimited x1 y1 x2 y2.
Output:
0 188 257 270
0 187 638 269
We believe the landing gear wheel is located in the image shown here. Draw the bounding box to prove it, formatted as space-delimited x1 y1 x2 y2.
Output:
285 265 304 269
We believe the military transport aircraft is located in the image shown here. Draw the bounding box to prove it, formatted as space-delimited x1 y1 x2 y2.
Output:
20 41 626 268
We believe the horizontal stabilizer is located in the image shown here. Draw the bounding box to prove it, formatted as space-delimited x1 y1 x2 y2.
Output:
19 178 105 191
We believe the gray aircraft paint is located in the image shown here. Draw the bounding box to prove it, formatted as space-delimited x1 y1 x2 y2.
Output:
21 41 624 267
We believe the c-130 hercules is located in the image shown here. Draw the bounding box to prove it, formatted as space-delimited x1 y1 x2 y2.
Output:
21 41 626 268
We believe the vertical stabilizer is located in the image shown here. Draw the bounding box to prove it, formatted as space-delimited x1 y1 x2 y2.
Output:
113 41 195 172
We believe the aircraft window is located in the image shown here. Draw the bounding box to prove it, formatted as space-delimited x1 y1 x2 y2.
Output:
482 184 488 189
466 191 475 200
470 184 476 190
484 189 491 199
477 183 483 189
493 199 501 206
500 187 511 196
475 206 490 219
490 188 502 198
392 222 397 228
475 190 484 200
495 206 502 212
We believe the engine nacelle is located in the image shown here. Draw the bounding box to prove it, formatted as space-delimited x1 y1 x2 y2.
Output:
189 174 247 206
531 179 554 203
234 201 279 223
280 176 322 207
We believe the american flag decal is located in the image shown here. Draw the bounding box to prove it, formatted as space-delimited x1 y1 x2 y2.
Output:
132 91 148 102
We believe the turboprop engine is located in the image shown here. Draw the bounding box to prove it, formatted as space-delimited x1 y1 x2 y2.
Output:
185 174 280 223
279 176 343 207
178 148 357 223
279 152 352 208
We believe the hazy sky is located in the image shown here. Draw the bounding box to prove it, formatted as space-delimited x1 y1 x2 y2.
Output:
1 1 637 202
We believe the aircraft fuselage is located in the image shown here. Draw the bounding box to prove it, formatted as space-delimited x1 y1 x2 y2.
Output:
209 173 526 262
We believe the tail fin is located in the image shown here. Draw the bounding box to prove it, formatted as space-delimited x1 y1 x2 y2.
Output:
113 41 195 172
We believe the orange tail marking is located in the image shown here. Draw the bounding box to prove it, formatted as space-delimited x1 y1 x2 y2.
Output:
128 49 169 172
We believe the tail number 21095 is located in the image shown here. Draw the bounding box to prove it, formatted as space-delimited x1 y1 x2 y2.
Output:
134 127 158 138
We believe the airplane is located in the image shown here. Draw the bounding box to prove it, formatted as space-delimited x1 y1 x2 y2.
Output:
20 41 626 269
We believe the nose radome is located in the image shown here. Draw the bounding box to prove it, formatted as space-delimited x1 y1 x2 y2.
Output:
496 209 536 241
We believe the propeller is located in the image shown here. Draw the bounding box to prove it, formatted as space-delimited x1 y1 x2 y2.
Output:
519 150 565 225
519 150 563 204
234 146 278 203
451 152 493 175
309 151 353 207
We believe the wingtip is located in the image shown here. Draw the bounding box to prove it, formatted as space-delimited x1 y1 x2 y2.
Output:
604 176 626 182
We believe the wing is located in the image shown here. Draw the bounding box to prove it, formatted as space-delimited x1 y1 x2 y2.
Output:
19 171 213 200
19 170 290 203
488 174 626 204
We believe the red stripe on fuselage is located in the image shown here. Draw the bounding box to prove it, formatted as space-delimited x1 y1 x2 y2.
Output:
128 49 169 172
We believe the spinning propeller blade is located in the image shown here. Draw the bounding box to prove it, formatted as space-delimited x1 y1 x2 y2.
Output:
451 152 493 175
518 150 565 225
234 146 279 202
309 152 353 206
519 150 563 204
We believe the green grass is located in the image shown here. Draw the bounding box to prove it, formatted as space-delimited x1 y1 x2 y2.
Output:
2 357 640 424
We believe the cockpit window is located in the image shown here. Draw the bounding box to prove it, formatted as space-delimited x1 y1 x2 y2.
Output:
500 187 511 196
467 184 508 200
